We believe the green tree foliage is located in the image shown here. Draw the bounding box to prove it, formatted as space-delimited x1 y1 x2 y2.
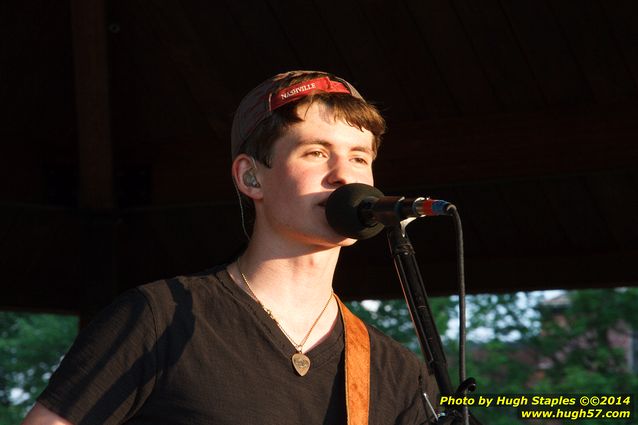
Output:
350 289 637 425
532 288 638 416
525 288 638 425
0 312 78 424
347 297 456 358
445 293 542 425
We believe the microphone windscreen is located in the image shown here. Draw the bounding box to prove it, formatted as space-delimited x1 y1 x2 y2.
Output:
325 183 385 240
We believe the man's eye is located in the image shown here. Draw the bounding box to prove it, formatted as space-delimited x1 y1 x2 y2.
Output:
307 151 326 158
352 157 369 165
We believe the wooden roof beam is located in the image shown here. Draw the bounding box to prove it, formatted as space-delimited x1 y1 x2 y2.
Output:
70 0 118 322
70 0 114 209
378 102 638 190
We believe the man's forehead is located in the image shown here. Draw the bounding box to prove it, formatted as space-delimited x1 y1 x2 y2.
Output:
295 101 343 123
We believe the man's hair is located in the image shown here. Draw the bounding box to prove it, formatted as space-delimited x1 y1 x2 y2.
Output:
235 71 386 167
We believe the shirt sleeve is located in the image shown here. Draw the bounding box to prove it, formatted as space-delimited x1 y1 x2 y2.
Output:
37 289 158 425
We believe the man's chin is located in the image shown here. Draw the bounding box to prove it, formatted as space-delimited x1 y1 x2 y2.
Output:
309 233 358 250
333 236 358 248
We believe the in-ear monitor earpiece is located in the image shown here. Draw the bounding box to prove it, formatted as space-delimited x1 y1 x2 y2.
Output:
243 169 261 188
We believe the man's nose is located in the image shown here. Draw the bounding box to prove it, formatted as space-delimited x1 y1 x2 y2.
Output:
325 156 356 187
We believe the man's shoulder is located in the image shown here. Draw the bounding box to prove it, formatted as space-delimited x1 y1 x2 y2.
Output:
137 266 225 297
134 265 228 312
365 324 420 360
365 324 427 377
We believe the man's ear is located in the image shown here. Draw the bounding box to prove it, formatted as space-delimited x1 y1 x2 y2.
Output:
232 154 264 200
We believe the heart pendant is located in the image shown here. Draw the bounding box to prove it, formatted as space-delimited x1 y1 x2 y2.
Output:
292 352 311 376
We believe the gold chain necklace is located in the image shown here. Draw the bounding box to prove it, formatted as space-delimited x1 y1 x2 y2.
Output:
236 258 334 376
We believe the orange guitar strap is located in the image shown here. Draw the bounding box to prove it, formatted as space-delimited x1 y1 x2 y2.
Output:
336 295 370 425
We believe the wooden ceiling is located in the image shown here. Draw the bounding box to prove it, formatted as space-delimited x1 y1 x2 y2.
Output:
2 0 638 317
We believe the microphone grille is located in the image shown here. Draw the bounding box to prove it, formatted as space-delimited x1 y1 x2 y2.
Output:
325 183 385 240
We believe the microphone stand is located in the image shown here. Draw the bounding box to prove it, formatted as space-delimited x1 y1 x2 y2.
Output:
384 219 481 425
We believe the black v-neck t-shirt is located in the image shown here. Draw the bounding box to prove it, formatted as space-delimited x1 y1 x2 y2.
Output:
38 268 438 424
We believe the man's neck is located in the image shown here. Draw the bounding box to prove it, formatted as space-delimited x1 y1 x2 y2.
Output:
226 235 342 351
235 243 339 305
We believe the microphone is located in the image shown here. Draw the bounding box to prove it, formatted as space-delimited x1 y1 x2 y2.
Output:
325 183 453 240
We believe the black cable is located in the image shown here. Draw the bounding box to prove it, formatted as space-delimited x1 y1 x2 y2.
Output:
448 205 469 425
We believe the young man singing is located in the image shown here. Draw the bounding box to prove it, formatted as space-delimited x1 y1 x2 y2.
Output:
22 70 439 424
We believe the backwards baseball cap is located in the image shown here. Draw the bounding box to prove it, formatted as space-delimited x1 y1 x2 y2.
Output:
231 70 365 159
